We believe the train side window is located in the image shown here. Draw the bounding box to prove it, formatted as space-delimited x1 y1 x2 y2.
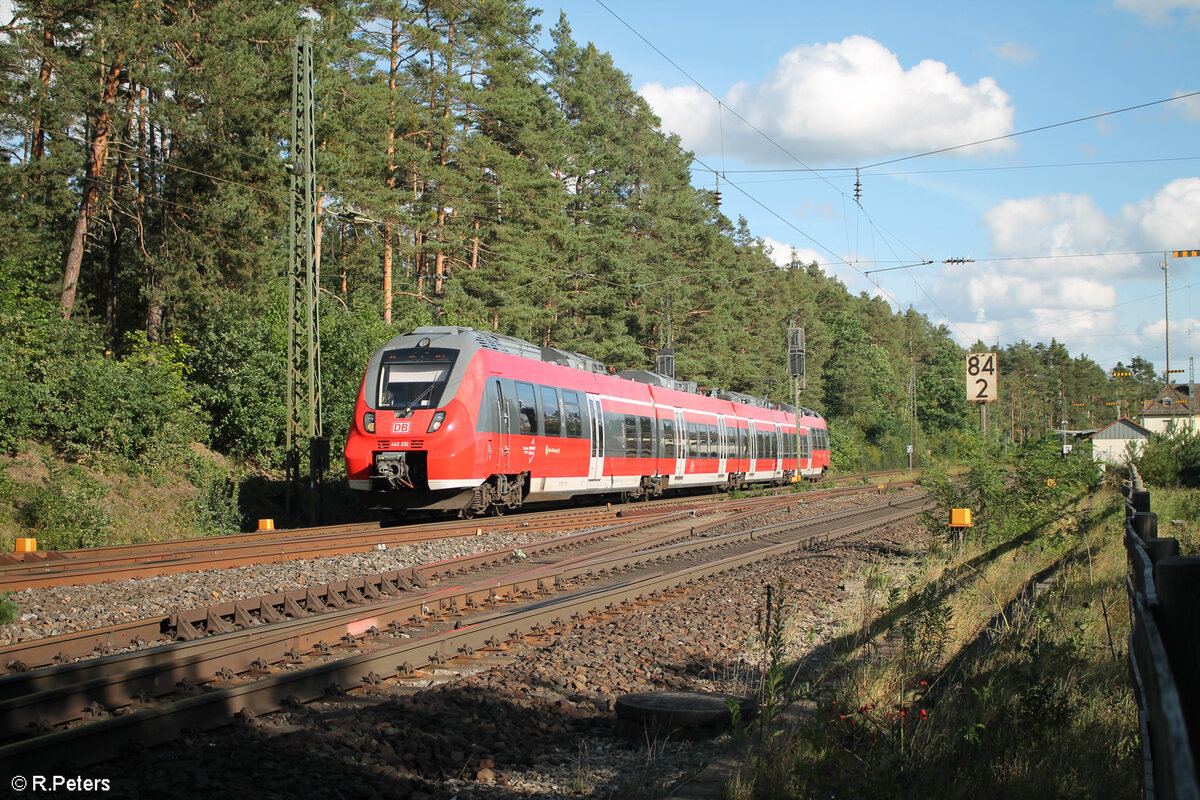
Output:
704 424 714 459
604 412 623 456
662 419 676 459
687 422 698 456
623 416 638 458
540 386 562 436
516 382 537 435
563 390 583 437
639 417 653 458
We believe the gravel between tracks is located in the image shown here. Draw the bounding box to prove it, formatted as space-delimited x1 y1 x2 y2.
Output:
0 530 554 644
9 489 931 798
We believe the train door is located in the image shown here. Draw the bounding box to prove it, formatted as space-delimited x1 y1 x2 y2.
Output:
717 417 728 476
491 379 512 475
774 425 783 480
747 421 757 475
586 393 604 481
673 409 686 477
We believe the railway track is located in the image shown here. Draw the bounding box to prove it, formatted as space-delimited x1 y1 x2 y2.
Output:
0 490 928 774
0 479 912 591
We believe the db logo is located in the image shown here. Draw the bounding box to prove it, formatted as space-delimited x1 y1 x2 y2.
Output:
392 422 410 434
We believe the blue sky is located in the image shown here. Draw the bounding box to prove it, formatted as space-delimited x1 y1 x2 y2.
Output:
543 0 1200 378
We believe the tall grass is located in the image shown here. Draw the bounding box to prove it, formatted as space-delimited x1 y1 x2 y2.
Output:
726 483 1138 798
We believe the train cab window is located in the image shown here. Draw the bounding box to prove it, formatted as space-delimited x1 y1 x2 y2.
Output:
377 349 456 410
540 386 562 436
639 417 653 458
563 391 583 437
516 382 537 435
662 419 676 459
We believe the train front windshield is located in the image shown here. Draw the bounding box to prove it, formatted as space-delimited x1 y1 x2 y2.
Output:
376 349 457 411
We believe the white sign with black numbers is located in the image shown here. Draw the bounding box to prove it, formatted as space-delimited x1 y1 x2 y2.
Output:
966 352 998 403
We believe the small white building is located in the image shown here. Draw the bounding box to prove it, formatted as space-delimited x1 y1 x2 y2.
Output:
1087 416 1151 465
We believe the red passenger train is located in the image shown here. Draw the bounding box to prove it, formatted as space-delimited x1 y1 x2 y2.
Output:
344 327 830 516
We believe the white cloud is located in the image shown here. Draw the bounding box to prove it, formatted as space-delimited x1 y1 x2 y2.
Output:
980 178 1200 283
930 177 1200 364
1178 91 1200 121
948 270 1119 328
989 42 1037 65
1124 177 1200 249
1114 0 1200 23
639 35 1015 165
983 193 1137 279
762 237 823 269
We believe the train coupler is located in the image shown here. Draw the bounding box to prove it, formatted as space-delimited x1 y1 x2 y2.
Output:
374 452 413 488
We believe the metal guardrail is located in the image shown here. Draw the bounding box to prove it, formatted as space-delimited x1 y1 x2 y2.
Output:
1123 467 1200 800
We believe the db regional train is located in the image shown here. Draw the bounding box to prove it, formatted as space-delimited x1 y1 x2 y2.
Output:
344 327 830 516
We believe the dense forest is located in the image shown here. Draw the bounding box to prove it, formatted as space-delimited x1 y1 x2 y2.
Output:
0 1 1165 541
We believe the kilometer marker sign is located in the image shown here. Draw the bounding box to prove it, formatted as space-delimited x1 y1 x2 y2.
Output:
966 352 998 404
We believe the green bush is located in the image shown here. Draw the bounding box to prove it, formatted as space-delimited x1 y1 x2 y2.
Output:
184 452 241 536
1137 428 1200 488
186 291 287 468
16 463 112 549
0 257 204 470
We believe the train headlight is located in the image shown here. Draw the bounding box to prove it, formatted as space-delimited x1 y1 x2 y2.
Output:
363 412 376 433
427 410 446 433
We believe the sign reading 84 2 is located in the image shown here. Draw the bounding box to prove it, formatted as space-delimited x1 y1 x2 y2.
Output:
966 352 998 404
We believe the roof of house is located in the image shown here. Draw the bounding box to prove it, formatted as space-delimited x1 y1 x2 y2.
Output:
1140 383 1195 418
1089 416 1152 441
